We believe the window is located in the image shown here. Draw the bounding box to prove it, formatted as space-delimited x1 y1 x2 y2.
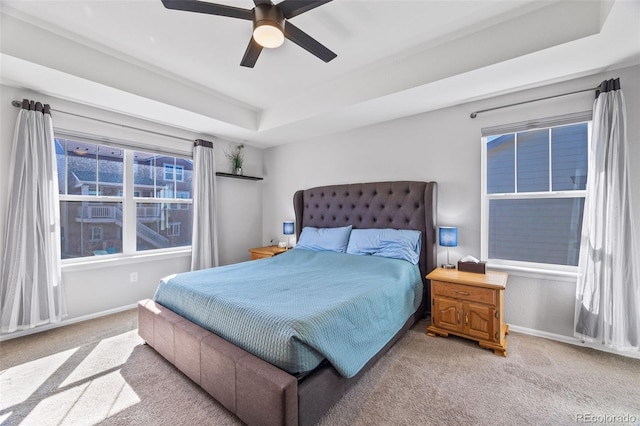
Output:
482 118 590 268
164 163 184 182
56 135 193 260
167 222 181 237
134 152 192 252
89 226 103 242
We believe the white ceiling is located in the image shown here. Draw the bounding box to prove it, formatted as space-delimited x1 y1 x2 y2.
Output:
1 0 639 148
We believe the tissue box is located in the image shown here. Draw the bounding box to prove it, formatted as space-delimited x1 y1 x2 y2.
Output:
457 261 486 274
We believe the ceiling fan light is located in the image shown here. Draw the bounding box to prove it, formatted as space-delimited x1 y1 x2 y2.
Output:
253 23 284 48
252 4 285 49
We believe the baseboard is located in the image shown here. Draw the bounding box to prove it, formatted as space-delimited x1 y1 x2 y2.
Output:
0 303 138 342
509 324 640 360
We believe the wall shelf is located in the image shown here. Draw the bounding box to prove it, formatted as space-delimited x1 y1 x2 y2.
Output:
216 172 263 181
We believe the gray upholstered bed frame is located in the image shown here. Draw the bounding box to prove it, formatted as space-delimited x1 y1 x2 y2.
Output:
138 180 437 425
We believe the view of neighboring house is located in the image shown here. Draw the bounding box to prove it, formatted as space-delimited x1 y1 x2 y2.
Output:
485 123 588 266
55 137 193 258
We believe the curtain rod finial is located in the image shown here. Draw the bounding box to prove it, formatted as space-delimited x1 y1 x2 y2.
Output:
470 112 478 119
11 100 22 108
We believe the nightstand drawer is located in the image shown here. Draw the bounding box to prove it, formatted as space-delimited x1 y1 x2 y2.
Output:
432 281 496 305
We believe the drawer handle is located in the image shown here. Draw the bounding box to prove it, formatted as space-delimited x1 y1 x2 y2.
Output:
454 291 471 296
465 313 469 325
457 312 461 324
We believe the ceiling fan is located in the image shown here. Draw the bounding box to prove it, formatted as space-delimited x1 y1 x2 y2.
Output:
161 0 337 68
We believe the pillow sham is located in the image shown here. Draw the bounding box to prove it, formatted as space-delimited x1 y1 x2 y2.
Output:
295 225 353 253
346 228 422 264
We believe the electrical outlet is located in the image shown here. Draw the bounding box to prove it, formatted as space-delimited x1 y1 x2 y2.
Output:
130 272 138 283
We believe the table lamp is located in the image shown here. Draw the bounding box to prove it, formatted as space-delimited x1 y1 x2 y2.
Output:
439 226 458 269
283 221 294 249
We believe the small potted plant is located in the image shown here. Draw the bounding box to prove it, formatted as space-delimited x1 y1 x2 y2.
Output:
225 143 245 175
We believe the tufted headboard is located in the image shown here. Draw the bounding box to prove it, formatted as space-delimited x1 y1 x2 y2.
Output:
293 181 437 315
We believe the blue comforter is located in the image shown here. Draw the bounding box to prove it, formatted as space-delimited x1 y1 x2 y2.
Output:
153 249 422 378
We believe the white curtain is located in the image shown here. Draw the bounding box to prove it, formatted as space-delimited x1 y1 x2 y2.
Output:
190 139 219 270
0 99 66 333
575 79 640 351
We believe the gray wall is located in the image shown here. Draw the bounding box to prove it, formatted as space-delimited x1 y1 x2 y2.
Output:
262 64 640 340
1 65 638 344
0 85 264 325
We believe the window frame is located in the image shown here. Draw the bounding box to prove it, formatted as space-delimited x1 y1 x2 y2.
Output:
56 133 193 265
480 119 591 274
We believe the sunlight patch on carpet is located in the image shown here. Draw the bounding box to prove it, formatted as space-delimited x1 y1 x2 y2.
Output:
60 331 139 388
0 412 12 424
0 348 76 410
23 370 140 425
0 330 143 425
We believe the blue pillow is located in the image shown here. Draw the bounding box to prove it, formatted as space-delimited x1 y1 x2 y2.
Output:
346 228 422 264
295 225 353 252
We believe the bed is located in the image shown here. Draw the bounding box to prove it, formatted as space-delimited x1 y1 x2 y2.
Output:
138 180 437 425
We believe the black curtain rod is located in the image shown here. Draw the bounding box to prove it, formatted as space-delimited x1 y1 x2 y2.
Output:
11 99 195 143
469 86 598 119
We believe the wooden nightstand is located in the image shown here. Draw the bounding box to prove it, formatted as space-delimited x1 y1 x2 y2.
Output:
426 267 509 357
248 245 287 260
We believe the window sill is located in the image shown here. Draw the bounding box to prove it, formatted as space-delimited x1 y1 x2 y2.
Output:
61 249 191 272
486 262 578 283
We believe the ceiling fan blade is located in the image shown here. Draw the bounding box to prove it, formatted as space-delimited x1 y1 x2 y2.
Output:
161 0 253 20
240 38 263 68
278 0 332 19
284 21 336 63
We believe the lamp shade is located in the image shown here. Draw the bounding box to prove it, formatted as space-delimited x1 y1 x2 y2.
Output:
253 24 284 48
283 221 295 235
439 226 458 247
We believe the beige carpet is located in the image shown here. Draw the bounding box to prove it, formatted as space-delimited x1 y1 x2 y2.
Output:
1 309 639 425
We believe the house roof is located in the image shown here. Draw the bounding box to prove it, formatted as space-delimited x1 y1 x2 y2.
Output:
72 171 123 186
71 171 154 187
